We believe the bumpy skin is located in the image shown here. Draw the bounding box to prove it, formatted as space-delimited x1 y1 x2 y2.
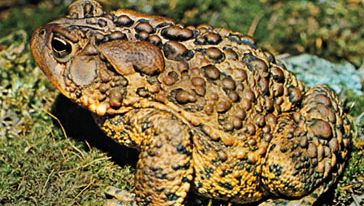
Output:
30 0 351 205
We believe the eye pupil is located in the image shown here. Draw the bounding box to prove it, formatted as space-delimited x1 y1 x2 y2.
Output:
40 29 46 36
52 37 72 58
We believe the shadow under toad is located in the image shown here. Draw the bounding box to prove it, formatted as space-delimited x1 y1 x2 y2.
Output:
51 93 139 167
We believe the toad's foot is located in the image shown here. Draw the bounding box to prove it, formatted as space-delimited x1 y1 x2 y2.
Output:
104 186 136 206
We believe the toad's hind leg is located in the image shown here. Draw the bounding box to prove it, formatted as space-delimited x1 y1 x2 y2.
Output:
98 109 193 206
261 85 351 202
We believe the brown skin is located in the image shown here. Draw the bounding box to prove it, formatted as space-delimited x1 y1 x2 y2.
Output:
31 0 351 205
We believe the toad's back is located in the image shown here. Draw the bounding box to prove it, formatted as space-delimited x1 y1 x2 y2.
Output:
31 0 351 205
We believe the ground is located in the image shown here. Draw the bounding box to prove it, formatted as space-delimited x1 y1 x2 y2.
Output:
0 0 363 205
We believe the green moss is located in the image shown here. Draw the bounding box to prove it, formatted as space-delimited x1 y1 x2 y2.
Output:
0 120 134 205
0 2 67 37
344 90 364 117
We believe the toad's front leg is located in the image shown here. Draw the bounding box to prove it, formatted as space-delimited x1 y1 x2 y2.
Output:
96 109 194 206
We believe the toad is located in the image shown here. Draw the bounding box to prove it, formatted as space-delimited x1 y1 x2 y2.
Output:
30 0 351 205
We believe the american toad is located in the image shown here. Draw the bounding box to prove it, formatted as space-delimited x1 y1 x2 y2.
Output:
30 0 351 205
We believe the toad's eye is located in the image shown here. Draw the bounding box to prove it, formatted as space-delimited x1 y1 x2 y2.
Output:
52 36 72 58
